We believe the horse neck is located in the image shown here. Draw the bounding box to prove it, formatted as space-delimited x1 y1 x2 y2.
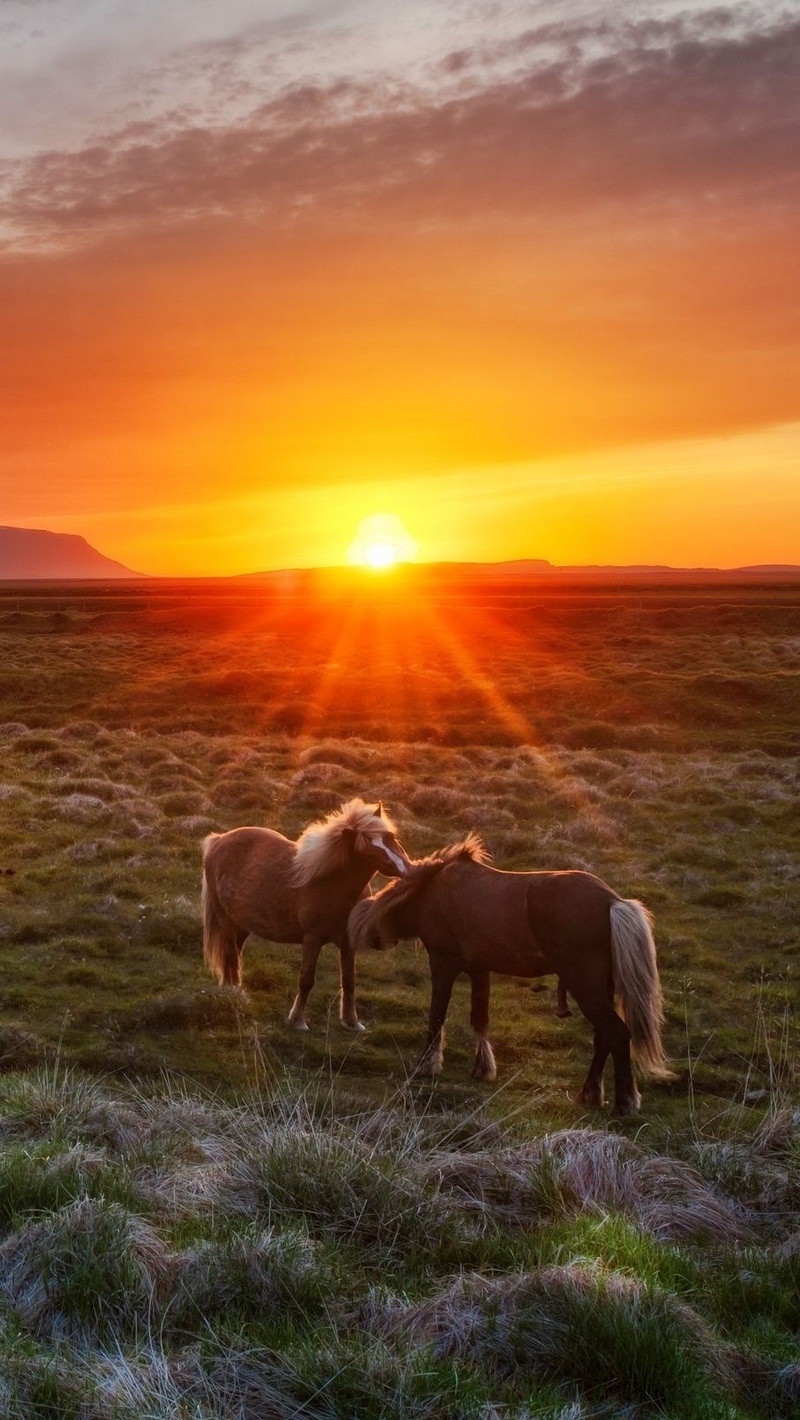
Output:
343 853 378 896
302 852 376 909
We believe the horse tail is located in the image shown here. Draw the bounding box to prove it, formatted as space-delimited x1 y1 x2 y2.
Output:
610 899 675 1080
201 835 242 987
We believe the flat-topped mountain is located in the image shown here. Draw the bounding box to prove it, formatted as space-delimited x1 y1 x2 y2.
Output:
0 526 143 579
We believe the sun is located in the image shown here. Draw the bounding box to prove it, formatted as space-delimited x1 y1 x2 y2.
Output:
346 513 419 570
363 539 398 569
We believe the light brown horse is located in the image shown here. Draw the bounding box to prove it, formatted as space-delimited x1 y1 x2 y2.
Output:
202 799 410 1031
349 836 674 1113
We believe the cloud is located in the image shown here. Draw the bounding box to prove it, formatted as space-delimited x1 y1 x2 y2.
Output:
3 6 799 247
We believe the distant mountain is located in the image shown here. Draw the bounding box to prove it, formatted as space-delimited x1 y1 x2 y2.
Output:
0 526 144 579
239 558 800 583
396 559 800 581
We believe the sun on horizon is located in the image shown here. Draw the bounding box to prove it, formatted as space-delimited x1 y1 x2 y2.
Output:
346 513 419 570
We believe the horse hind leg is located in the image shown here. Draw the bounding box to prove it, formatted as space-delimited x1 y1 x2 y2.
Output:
575 1030 609 1109
470 971 497 1082
573 993 640 1115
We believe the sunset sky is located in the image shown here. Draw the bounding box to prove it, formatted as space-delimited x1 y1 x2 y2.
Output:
2 0 799 575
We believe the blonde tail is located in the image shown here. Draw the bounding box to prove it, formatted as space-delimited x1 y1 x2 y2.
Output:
610 899 675 1080
201 837 241 987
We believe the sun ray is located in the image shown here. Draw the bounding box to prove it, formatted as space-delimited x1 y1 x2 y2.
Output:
406 593 619 837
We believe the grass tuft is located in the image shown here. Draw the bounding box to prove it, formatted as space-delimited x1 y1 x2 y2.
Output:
0 1196 170 1342
399 1264 727 1413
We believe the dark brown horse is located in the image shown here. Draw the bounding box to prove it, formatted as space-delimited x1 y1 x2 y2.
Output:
202 799 410 1031
349 836 674 1113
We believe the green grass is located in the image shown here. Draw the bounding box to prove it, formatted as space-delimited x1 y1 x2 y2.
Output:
0 579 798 1414
0 1064 794 1416
0 707 796 1114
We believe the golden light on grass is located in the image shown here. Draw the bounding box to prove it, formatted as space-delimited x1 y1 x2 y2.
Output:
346 513 419 570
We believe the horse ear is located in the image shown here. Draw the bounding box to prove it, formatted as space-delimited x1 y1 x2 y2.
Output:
376 800 384 818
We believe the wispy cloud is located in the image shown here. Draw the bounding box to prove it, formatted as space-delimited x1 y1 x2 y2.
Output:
3 5 798 247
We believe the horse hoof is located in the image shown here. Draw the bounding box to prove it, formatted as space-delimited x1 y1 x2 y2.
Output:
341 1020 366 1033
288 1018 310 1032
611 1094 641 1117
575 1087 604 1109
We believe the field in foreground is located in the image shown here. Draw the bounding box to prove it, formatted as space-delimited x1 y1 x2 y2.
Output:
0 1065 798 1419
0 576 797 1415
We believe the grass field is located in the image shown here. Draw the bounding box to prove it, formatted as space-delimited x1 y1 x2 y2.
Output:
0 573 798 1417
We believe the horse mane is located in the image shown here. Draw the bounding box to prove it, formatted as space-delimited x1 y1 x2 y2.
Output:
292 798 399 886
431 833 490 868
348 833 490 950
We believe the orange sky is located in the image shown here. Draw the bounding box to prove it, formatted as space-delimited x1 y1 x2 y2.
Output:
1 2 799 574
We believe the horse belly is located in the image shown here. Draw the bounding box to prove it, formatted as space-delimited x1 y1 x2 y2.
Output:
464 937 549 977
454 897 544 977
219 878 300 943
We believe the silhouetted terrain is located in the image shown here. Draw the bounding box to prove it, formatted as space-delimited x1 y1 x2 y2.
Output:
0 526 142 579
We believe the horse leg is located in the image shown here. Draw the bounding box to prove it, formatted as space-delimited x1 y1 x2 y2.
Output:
414 956 458 1077
574 1028 609 1109
470 971 497 1081
287 934 323 1031
337 931 365 1032
573 994 640 1115
609 1011 641 1116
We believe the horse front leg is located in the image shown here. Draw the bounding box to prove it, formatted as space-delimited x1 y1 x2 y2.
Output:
415 955 458 1077
470 971 497 1081
336 931 365 1032
287 933 323 1031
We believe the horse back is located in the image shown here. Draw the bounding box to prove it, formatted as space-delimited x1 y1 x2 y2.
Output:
417 861 535 973
418 863 619 981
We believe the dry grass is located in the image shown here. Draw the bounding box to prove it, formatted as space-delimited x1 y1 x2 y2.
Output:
0 579 798 1415
425 1127 749 1242
0 1064 795 1415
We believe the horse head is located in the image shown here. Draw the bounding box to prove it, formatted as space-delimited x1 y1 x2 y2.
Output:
345 822 411 879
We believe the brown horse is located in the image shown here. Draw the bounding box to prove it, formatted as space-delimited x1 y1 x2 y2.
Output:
349 836 674 1113
202 799 410 1031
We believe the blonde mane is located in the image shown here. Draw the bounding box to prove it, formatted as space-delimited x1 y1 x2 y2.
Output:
292 798 398 886
348 833 491 952
432 833 491 868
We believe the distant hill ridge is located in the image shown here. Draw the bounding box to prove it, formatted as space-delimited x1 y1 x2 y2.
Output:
241 559 800 582
1 525 798 581
0 526 143 579
450 559 800 578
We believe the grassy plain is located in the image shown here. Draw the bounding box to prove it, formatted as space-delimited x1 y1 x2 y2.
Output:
0 571 798 1417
